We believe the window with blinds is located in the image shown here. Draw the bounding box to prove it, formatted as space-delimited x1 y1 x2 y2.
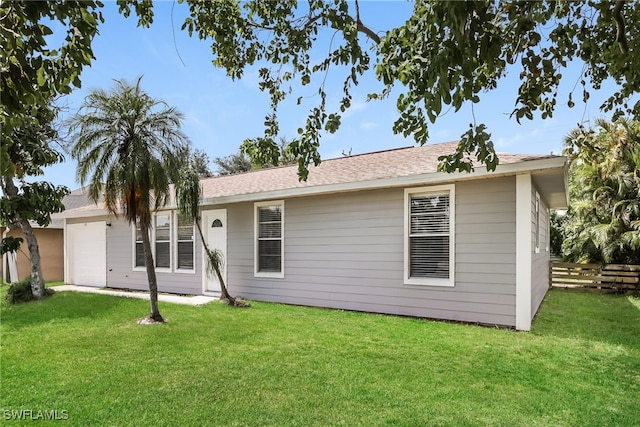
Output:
177 214 195 270
405 186 455 286
132 211 196 273
534 192 540 254
135 224 145 268
155 214 171 269
255 201 284 277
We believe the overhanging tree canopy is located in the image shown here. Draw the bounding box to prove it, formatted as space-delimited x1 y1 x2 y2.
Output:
1 1 103 175
117 0 639 178
0 1 97 297
0 103 69 298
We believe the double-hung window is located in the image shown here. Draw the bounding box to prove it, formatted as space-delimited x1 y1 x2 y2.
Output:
404 185 455 286
155 214 171 269
255 201 284 278
176 214 195 271
534 192 540 254
134 224 146 268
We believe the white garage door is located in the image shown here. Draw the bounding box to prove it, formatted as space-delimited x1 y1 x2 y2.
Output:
67 221 106 287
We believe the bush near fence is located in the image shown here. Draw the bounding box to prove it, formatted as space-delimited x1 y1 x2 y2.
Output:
550 262 640 293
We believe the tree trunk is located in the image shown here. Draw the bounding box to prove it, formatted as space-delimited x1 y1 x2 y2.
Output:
1 176 46 298
19 218 46 298
138 219 164 322
195 221 237 305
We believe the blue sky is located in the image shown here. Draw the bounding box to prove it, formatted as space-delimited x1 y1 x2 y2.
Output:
43 1 620 190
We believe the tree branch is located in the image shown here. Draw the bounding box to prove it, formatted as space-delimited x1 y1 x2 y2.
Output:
245 13 322 32
613 0 628 53
355 0 381 44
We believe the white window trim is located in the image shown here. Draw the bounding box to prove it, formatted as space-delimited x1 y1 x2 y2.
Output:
545 208 550 253
404 184 455 287
254 200 285 279
132 212 178 273
534 192 541 254
132 223 147 272
153 212 173 272
174 212 196 274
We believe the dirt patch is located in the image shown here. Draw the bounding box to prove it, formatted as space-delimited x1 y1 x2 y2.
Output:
136 317 167 325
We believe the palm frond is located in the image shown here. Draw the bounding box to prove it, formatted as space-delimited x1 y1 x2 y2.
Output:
175 167 202 221
67 77 190 225
204 248 225 280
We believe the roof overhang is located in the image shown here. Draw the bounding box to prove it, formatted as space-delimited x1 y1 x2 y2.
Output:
200 156 569 207
531 163 570 209
53 207 109 219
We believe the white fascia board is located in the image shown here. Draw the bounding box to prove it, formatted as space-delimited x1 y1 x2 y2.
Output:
201 157 567 206
59 206 177 220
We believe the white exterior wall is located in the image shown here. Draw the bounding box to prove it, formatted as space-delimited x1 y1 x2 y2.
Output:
222 176 518 327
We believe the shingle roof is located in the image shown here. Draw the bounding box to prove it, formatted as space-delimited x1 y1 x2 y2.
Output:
56 141 564 216
62 187 98 210
200 141 557 199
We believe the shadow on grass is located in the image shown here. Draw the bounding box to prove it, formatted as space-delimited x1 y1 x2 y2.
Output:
0 290 145 330
532 288 640 350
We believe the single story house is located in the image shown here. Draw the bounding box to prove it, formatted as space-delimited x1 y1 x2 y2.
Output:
56 141 568 331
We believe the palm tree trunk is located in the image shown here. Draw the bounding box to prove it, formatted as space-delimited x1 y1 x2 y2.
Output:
1 176 46 298
195 221 237 305
138 219 164 322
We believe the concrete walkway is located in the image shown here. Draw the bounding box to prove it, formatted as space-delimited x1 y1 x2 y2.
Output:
55 285 217 306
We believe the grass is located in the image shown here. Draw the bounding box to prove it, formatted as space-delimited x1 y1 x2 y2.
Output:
1 287 639 426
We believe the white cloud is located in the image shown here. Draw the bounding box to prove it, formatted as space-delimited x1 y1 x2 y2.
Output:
360 121 378 131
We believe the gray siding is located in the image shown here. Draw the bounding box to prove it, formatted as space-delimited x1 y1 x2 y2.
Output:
531 187 551 316
104 212 203 294
221 176 518 327
70 177 522 326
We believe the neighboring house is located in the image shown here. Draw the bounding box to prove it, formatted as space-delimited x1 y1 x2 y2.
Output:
1 187 96 284
1 220 64 283
56 141 568 331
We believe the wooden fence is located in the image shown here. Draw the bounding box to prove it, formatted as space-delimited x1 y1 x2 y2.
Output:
550 262 640 293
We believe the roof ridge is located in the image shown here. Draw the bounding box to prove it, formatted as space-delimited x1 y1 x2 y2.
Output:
202 141 463 182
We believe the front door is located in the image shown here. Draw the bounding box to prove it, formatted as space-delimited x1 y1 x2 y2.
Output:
202 209 227 294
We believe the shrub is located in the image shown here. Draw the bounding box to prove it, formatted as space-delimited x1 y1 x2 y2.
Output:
5 278 53 304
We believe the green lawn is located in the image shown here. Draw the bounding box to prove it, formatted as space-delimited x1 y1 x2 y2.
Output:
1 287 638 426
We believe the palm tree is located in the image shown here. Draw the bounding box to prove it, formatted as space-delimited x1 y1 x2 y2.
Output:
175 167 247 307
561 118 640 264
67 77 189 322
